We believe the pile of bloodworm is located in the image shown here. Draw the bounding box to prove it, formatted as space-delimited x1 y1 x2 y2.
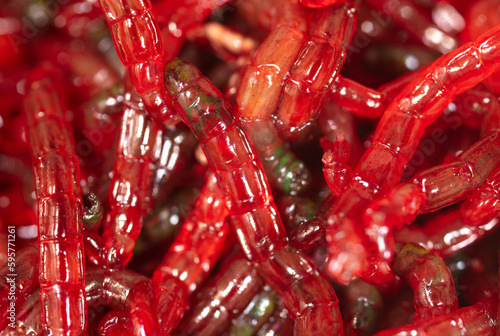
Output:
1 0 500 334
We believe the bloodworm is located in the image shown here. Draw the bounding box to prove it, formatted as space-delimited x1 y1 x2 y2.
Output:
394 243 458 323
235 0 313 194
395 208 500 259
274 1 357 141
461 100 500 225
96 0 179 125
319 102 360 196
97 310 132 336
24 66 87 335
372 293 498 336
363 131 500 263
85 266 161 335
101 80 161 269
329 72 417 119
363 83 500 263
152 173 230 334
324 23 500 285
174 255 264 336
461 165 500 226
164 58 343 335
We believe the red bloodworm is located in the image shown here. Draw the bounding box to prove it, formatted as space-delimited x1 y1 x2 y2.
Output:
274 1 357 141
321 135 354 197
0 244 39 331
363 83 500 263
365 0 460 54
460 98 500 225
372 292 498 336
363 131 500 263
101 82 161 269
85 266 160 335
461 165 500 226
174 255 264 336
164 58 342 335
96 0 179 125
394 243 458 323
152 173 230 334
324 24 500 285
329 72 417 119
394 209 500 259
342 278 383 336
97 310 132 336
235 0 313 194
23 67 87 335
318 102 361 196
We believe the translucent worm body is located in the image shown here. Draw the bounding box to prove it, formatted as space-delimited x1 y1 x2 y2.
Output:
85 266 160 335
174 255 263 336
460 103 500 225
97 0 178 125
394 243 458 323
395 209 500 259
97 310 132 336
321 135 353 197
275 1 357 140
373 293 497 336
461 165 500 226
318 102 361 196
235 0 312 194
329 72 417 119
152 173 229 334
102 82 161 269
325 23 500 285
164 58 342 335
363 131 500 262
24 68 87 336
